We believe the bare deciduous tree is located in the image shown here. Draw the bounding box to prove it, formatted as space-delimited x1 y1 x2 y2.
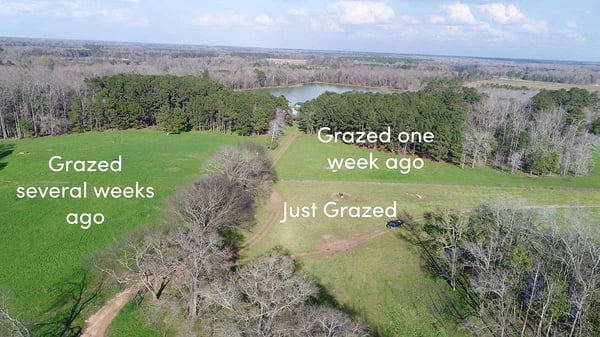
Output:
203 252 319 336
267 109 287 147
203 142 274 196
299 306 370 337
0 290 30 337
170 173 254 231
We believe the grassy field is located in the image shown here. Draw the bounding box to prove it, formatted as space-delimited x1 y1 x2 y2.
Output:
465 78 600 92
244 131 600 336
0 130 243 322
107 302 162 337
275 133 600 189
2 128 598 336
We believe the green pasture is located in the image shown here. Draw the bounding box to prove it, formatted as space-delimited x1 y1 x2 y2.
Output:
0 130 242 321
302 234 470 337
275 133 600 189
244 131 600 337
2 127 598 337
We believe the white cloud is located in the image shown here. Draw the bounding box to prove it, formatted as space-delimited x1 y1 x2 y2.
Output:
478 22 515 41
98 8 128 22
444 2 476 25
130 15 149 26
560 21 586 45
310 17 320 30
0 1 48 15
254 13 284 26
521 19 548 34
437 25 466 39
255 13 272 25
429 15 445 25
0 0 147 26
479 3 524 24
287 8 306 16
328 1 395 25
400 15 419 25
327 22 344 32
192 13 249 27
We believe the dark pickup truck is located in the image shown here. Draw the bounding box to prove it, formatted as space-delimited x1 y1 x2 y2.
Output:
386 220 404 229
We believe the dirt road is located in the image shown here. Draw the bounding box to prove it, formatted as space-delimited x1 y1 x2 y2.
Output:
81 284 144 337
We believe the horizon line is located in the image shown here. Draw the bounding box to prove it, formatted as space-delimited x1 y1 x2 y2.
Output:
1 35 599 66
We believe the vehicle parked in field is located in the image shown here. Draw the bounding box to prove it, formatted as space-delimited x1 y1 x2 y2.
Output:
386 220 404 228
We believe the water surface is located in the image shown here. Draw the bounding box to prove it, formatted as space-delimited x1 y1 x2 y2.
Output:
266 83 379 105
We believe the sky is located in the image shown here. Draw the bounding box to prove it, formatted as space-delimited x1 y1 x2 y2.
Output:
0 0 599 62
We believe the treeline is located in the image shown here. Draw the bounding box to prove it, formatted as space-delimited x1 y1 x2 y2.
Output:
505 69 598 85
414 201 600 337
466 87 599 175
0 71 287 139
97 143 370 337
297 82 599 175
297 80 481 162
83 74 287 135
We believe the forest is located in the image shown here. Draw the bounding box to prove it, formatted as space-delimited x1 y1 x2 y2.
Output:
298 79 478 162
413 201 600 337
2 38 600 143
83 74 288 135
0 73 287 138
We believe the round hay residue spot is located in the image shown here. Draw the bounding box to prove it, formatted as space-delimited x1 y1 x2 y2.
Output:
165 167 180 173
321 234 334 241
330 192 353 201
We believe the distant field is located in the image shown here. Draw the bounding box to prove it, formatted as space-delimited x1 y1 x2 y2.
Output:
466 78 600 92
0 130 243 321
267 58 308 65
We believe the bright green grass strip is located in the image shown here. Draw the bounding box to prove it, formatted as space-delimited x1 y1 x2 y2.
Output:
0 130 242 320
107 302 162 337
276 133 600 189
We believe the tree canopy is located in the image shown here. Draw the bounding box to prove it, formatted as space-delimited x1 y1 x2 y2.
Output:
84 74 287 135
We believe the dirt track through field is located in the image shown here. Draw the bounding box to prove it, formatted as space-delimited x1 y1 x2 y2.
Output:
81 284 144 337
237 130 298 253
238 189 284 252
270 130 299 169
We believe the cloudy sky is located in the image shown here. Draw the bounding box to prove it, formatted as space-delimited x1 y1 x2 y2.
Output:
1 0 598 61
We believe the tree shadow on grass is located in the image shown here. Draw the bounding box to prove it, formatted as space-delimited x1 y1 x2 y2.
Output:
394 212 476 333
32 271 102 337
308 280 385 337
0 143 15 171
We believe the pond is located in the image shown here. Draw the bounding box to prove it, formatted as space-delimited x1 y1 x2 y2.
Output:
265 83 380 105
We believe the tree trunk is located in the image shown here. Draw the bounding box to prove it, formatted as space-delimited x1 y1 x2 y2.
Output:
0 107 7 139
521 264 540 337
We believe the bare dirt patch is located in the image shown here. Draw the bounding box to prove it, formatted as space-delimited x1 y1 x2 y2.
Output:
315 229 389 255
321 234 334 240
409 193 426 200
330 192 353 201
